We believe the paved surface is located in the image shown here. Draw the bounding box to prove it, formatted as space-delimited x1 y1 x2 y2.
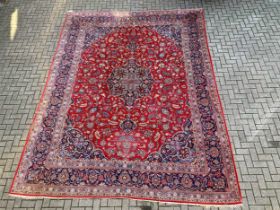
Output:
0 0 280 209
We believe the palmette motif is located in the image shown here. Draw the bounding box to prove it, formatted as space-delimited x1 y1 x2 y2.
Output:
10 9 241 205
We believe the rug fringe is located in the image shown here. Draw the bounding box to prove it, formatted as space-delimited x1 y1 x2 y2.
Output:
9 193 242 207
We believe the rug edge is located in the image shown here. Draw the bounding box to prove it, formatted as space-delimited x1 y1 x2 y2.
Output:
9 12 71 195
200 9 243 203
65 8 204 16
9 192 242 206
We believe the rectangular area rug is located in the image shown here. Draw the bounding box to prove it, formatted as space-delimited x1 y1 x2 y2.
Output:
10 9 242 205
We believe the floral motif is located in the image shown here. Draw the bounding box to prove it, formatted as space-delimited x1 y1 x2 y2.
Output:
60 127 105 159
107 59 154 107
120 116 137 133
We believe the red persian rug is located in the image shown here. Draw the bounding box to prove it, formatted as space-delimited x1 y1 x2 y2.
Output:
10 9 242 205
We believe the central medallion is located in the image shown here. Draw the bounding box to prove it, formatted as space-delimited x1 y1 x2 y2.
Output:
107 59 154 107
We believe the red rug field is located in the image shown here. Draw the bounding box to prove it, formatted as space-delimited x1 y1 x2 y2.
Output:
10 9 242 205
